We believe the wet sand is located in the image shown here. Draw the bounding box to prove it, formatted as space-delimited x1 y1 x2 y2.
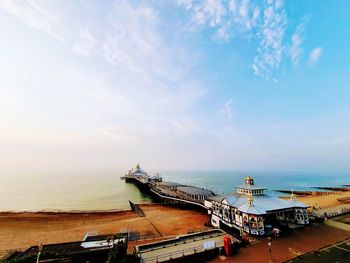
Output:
0 204 209 257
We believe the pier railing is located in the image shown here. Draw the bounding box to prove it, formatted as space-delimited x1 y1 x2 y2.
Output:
149 188 208 209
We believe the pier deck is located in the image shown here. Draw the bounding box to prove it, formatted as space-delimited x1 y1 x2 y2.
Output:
123 174 215 209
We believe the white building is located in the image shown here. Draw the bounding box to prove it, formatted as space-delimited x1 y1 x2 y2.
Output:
205 177 309 236
128 163 150 184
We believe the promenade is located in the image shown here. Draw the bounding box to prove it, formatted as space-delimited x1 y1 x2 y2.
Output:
209 221 350 263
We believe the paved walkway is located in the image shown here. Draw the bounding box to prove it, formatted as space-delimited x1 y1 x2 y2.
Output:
325 219 350 232
209 223 350 263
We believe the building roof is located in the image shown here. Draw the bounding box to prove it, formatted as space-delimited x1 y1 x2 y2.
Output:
177 186 213 196
158 181 183 187
238 203 266 215
206 177 308 215
206 195 227 202
219 194 308 215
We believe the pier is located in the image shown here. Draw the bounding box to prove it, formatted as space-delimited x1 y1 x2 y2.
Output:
121 164 216 210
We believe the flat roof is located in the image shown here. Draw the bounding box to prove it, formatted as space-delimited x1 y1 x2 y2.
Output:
135 229 234 262
177 186 213 196
158 181 183 187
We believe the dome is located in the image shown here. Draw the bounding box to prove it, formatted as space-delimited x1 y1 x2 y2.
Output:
244 176 254 185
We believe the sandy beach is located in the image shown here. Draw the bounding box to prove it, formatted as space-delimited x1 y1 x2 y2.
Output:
294 191 350 208
2 192 350 261
0 204 209 257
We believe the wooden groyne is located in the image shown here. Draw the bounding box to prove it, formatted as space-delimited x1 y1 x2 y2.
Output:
275 190 313 196
315 186 350 192
129 201 145 217
275 189 346 196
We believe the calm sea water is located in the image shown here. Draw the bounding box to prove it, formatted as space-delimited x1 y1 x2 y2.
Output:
1 170 349 211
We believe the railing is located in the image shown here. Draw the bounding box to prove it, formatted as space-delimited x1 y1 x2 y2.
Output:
310 206 350 218
137 231 223 253
149 189 208 209
140 241 224 263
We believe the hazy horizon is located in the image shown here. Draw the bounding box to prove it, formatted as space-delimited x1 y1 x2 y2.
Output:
1 0 350 176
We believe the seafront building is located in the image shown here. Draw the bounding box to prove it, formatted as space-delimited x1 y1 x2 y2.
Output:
126 163 162 184
204 177 309 236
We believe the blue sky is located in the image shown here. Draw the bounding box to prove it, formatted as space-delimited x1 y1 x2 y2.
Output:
1 0 350 174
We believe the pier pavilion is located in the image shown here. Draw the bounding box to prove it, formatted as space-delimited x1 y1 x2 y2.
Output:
127 163 150 184
204 177 309 236
177 186 214 201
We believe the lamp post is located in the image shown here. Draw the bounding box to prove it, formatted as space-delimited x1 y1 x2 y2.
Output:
267 237 273 262
36 243 43 263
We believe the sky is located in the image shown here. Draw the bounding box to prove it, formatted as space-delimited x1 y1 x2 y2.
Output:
0 0 350 175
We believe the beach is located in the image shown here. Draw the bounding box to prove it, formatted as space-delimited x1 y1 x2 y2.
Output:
293 191 350 207
0 204 209 258
2 184 350 262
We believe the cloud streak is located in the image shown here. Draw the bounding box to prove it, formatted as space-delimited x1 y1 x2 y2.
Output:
309 47 323 64
219 99 234 120
176 0 310 81
0 0 64 41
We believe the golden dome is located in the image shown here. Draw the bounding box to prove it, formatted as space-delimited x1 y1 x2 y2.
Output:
244 176 254 185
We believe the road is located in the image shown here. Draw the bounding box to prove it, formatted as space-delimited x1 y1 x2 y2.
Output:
288 238 350 263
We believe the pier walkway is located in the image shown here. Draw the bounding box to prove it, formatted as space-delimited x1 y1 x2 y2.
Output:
149 188 208 209
123 174 215 210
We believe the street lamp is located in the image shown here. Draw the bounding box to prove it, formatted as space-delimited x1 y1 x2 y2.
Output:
267 237 273 262
36 243 43 263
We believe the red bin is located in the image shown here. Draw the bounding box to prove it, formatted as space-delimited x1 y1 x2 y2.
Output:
224 236 233 256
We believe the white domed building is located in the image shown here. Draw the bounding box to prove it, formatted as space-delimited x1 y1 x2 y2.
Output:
204 177 309 236
128 163 150 184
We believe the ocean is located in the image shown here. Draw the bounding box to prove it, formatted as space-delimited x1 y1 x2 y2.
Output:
1 170 349 212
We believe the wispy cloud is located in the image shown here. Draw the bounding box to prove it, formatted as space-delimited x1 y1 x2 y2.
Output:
309 47 323 64
0 0 207 153
219 99 234 120
72 28 97 57
0 0 64 41
252 1 287 81
176 0 311 81
289 21 306 66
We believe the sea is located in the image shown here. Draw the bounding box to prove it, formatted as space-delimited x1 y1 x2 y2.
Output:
1 170 349 212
